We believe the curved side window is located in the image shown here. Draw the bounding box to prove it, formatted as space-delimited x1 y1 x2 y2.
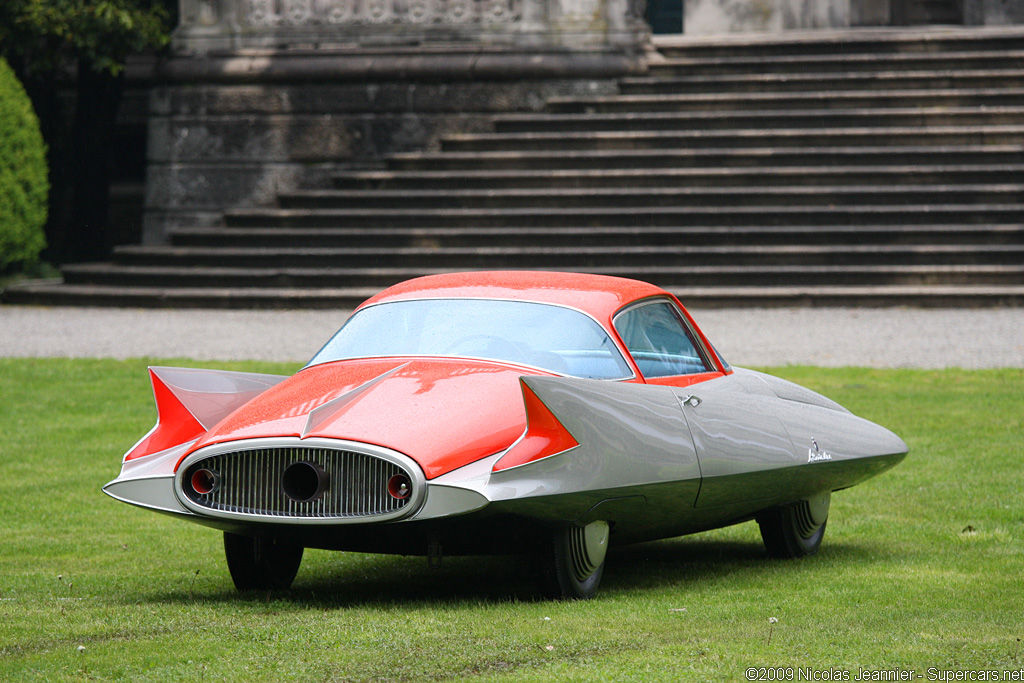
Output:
614 300 712 378
307 299 634 380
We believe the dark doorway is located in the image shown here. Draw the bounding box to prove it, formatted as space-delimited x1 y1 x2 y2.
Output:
647 0 683 34
893 0 963 24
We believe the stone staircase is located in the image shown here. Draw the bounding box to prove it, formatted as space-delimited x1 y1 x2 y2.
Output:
7 27 1024 308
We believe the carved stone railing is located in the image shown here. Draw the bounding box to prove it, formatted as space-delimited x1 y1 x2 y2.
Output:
175 0 649 52
242 0 525 26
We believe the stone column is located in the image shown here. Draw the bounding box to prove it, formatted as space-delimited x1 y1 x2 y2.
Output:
683 0 851 35
964 0 1024 25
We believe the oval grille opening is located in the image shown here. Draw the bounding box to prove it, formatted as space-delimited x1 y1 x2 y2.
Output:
181 446 415 520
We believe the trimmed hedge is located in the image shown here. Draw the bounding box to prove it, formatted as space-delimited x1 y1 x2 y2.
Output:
0 57 48 271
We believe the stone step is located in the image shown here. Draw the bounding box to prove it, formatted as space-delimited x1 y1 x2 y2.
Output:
544 89 1024 113
60 263 422 289
493 107 1024 133
59 262 1024 289
333 165 1024 190
647 51 1024 77
1 283 379 310
618 70 1024 95
7 281 1023 309
170 224 1024 249
277 185 1024 210
386 146 1024 171
651 28 1024 59
111 244 1024 269
221 204 1024 229
14 27 1023 310
441 126 1024 152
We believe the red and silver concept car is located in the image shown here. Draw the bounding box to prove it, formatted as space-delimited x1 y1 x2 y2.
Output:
105 272 907 599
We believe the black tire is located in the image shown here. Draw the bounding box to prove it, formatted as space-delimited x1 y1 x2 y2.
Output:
541 521 609 600
757 491 831 559
223 532 303 591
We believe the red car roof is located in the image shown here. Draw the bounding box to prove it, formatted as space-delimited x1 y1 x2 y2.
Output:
358 271 669 320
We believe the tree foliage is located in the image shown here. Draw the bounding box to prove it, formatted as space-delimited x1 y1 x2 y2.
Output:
0 57 48 271
0 0 171 76
0 0 172 263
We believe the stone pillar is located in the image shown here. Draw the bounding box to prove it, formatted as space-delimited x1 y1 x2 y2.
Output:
683 0 850 35
964 0 1024 25
851 0 890 26
142 0 650 243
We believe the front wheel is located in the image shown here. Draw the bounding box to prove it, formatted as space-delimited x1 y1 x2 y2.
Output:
757 491 831 559
541 521 610 600
223 532 303 591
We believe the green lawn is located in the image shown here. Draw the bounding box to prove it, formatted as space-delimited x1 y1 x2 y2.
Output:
1 359 1021 682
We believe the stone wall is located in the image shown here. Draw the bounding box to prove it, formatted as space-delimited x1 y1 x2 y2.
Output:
964 0 1024 25
683 0 1024 33
143 48 644 242
683 0 851 34
140 0 650 243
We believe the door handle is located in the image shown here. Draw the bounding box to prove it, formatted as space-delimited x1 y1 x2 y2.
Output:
680 394 701 408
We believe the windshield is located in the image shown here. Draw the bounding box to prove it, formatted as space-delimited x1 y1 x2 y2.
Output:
308 299 633 380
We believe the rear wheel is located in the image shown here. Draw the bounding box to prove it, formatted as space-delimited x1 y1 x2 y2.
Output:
541 521 609 600
757 492 831 559
223 532 303 591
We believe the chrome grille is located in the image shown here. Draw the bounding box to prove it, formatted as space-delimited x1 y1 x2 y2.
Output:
182 446 413 519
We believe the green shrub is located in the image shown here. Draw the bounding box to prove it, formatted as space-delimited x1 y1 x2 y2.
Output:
0 57 48 271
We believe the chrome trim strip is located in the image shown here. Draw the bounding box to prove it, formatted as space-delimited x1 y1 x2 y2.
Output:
173 437 426 525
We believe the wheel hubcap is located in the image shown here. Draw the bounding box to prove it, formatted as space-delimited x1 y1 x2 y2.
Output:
568 521 609 582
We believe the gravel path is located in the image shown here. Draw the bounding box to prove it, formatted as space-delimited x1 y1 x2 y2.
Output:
1 305 1022 368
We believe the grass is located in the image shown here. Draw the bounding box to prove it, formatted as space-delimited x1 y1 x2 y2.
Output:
1 358 1022 681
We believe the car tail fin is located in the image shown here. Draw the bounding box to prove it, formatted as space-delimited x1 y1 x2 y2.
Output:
492 379 580 472
124 367 287 462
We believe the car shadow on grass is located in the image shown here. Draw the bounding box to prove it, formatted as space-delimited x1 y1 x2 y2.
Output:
138 536 880 608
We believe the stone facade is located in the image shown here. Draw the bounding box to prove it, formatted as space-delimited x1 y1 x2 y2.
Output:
143 67 632 240
142 0 650 243
142 0 1023 244
174 0 649 51
964 0 1024 26
683 0 1024 34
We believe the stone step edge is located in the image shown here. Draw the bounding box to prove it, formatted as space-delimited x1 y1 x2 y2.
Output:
649 50 1024 69
621 68 1024 84
620 69 1024 88
650 27 1024 52
493 107 1024 124
444 125 1024 143
545 88 1024 106
387 144 1024 160
114 244 1024 257
338 163 1024 177
170 223 1024 237
62 263 1024 277
221 203 1024 220
279 183 1024 201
